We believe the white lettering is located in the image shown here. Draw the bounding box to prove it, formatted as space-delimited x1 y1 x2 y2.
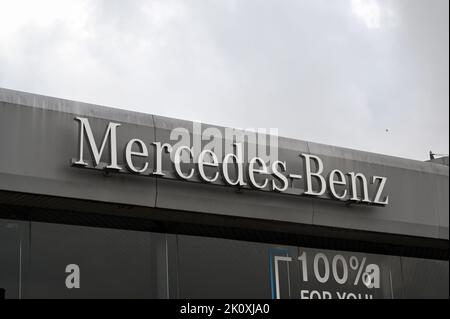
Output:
348 172 371 203
248 157 269 189
174 146 194 180
222 143 247 187
125 139 149 173
73 117 121 170
198 149 219 183
302 154 326 196
372 176 389 205
152 142 172 176
328 169 347 200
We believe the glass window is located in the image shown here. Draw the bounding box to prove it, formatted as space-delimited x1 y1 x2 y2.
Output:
25 221 168 299
0 219 28 299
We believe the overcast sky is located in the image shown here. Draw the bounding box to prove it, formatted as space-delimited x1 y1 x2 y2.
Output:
0 0 448 161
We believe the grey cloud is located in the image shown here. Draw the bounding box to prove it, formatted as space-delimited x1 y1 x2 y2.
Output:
0 0 447 160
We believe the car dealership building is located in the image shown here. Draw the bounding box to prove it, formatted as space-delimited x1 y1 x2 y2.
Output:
0 87 448 299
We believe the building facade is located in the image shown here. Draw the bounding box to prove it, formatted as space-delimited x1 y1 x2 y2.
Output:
0 87 448 299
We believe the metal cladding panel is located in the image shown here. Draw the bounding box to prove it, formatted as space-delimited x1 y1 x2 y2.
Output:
155 178 315 225
153 112 448 239
0 88 448 240
436 175 449 240
153 114 314 224
0 88 157 208
307 142 448 239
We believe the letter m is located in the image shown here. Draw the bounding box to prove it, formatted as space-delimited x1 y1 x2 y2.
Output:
72 117 121 170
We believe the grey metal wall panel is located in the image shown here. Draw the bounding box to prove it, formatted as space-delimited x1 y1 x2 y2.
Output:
0 87 155 126
307 141 448 239
153 114 315 224
0 88 448 240
0 100 157 208
156 178 314 224
437 175 449 239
